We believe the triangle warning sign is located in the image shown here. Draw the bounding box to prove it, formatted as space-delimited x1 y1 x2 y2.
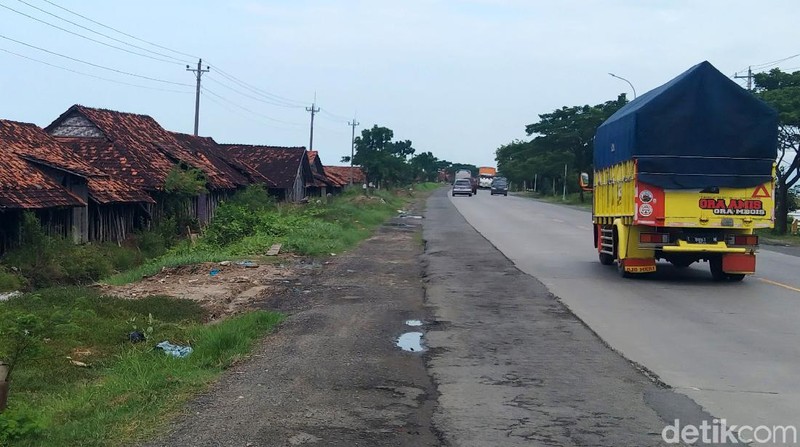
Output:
752 184 771 198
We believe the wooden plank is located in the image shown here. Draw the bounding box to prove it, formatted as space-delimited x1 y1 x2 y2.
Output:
266 243 282 256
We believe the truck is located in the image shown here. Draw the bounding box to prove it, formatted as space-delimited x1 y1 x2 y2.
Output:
478 167 497 188
584 61 778 281
454 169 477 194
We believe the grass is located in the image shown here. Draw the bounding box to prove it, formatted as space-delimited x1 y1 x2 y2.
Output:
0 287 283 446
0 182 438 445
105 185 424 285
756 227 800 246
516 191 593 209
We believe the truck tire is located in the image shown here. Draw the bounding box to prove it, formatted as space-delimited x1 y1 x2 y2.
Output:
599 252 614 265
709 257 727 281
617 260 633 278
727 273 745 281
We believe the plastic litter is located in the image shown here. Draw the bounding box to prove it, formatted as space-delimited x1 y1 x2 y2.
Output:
128 331 146 343
156 341 193 358
209 269 220 276
235 260 259 268
0 291 21 301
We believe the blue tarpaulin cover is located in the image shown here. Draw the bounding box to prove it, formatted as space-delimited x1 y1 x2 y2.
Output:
594 61 778 189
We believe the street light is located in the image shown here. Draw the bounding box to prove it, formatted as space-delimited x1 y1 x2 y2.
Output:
608 72 637 99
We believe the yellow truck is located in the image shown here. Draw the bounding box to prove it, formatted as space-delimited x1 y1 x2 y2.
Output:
585 61 778 280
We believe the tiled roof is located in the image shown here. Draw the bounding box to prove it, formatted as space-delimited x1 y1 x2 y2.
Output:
0 119 152 205
218 144 311 189
47 105 239 191
0 120 86 209
306 151 334 187
325 166 365 185
170 132 250 189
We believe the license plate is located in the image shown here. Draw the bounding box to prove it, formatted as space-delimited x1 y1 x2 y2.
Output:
625 265 657 273
687 236 717 244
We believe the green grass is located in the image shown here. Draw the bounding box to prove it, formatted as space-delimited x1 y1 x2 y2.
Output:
756 228 800 246
517 191 593 208
105 186 415 286
0 287 283 446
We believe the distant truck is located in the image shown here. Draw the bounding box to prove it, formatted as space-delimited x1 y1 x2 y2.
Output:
478 167 496 188
583 61 778 281
454 169 477 195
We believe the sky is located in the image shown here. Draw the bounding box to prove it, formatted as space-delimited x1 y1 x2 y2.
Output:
1 0 799 168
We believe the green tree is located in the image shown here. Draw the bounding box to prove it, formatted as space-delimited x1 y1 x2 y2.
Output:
496 94 627 198
352 125 416 187
754 68 800 234
410 151 441 182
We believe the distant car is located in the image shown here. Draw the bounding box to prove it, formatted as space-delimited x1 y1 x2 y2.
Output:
490 178 508 196
452 179 473 197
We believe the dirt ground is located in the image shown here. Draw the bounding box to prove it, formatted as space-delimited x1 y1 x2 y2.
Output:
101 257 313 320
142 199 440 447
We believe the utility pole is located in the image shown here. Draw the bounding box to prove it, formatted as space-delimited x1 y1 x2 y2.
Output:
306 97 320 151
734 66 754 91
186 59 209 136
562 164 568 200
347 119 360 184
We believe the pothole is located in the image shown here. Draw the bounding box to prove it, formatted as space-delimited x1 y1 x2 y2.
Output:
396 332 426 352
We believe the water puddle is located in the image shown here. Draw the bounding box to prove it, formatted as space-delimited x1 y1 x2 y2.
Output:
405 319 423 327
396 332 426 352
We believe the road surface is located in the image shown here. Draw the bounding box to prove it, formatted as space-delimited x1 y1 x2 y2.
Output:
448 190 800 435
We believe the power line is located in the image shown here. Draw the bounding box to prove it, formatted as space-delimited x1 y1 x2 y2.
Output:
201 93 304 132
201 87 304 126
0 46 193 93
0 1 183 65
38 0 198 60
750 53 800 71
205 63 306 108
321 109 351 122
13 0 190 64
204 75 307 109
0 33 193 86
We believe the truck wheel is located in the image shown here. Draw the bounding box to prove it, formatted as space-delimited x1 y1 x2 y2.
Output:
617 260 633 278
727 273 745 282
599 252 614 265
709 257 726 281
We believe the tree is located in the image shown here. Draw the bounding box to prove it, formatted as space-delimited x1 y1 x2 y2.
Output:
352 125 416 187
754 69 800 233
496 95 627 198
409 151 440 182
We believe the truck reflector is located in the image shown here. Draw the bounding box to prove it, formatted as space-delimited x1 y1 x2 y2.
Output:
639 233 670 244
726 235 759 246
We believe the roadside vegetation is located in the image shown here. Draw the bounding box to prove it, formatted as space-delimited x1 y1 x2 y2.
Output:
0 183 436 446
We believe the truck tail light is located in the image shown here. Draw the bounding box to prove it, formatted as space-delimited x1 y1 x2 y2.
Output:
640 233 670 244
727 235 758 246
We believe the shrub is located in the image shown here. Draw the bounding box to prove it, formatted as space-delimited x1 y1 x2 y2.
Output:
0 269 23 292
0 406 45 446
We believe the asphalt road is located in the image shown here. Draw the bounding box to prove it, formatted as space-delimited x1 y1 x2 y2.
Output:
448 189 800 436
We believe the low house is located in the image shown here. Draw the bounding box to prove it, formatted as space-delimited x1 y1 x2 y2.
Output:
0 119 153 249
46 105 242 225
324 166 366 186
170 132 251 221
306 151 337 196
217 144 313 202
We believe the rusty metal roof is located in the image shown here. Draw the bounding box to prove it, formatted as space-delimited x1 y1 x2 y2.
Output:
218 144 312 189
47 105 240 191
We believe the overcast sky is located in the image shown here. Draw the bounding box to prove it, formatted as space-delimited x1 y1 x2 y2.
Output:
1 0 798 167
